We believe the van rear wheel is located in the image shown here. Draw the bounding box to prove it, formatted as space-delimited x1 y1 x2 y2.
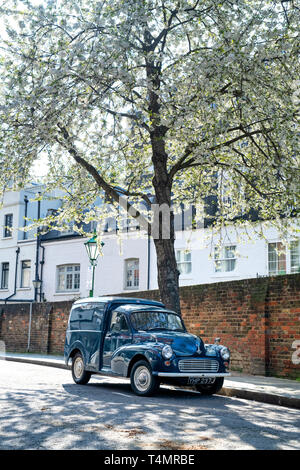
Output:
71 352 91 385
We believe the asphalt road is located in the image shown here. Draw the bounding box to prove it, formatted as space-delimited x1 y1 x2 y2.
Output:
0 361 299 450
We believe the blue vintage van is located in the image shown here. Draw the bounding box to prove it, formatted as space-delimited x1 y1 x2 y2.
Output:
64 296 230 396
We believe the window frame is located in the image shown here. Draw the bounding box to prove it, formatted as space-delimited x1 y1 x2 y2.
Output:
268 242 287 276
290 240 300 274
214 245 237 273
176 249 192 275
1 262 9 289
56 264 81 293
124 258 139 290
20 260 31 288
3 214 13 238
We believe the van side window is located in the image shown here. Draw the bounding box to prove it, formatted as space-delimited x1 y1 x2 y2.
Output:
109 311 130 334
69 303 105 331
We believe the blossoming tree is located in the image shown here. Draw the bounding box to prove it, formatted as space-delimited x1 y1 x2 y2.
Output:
0 0 299 312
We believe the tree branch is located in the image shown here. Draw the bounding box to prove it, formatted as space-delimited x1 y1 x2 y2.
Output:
169 128 274 178
56 125 151 230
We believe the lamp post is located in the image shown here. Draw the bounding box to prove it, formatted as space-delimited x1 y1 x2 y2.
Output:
28 277 42 352
84 232 104 297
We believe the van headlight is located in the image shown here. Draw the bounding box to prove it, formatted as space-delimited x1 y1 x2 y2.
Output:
220 347 230 361
162 345 173 360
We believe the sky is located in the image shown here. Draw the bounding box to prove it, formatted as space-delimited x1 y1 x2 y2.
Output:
0 0 49 180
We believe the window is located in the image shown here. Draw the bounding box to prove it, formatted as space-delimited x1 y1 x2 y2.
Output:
70 303 105 331
109 311 130 334
268 242 286 275
290 240 300 273
121 216 139 232
131 311 185 332
3 214 13 238
214 245 236 272
56 265 80 292
1 263 9 289
176 250 192 275
20 260 31 288
125 259 139 289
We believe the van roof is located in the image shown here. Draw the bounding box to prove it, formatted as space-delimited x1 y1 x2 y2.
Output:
114 304 177 315
73 296 164 307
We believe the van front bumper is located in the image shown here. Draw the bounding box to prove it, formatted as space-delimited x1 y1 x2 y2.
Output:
154 372 230 378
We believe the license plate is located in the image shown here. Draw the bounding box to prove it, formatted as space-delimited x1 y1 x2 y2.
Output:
188 377 216 385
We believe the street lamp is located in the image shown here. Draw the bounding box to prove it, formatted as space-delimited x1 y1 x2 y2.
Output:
32 277 42 301
84 232 104 297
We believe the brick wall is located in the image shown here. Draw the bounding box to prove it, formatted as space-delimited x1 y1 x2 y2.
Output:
0 274 299 378
0 301 72 355
266 275 300 378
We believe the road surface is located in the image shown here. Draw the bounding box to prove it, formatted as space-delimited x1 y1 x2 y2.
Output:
0 361 299 450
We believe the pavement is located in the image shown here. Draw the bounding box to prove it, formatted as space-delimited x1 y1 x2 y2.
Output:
2 351 300 410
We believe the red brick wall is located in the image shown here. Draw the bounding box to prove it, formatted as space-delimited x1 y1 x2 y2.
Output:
0 303 53 354
265 275 300 378
0 274 299 378
47 302 71 354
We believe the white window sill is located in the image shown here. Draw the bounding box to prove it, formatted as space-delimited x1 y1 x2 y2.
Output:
268 272 287 276
17 287 32 291
0 289 9 292
211 273 240 278
54 291 81 296
124 287 140 291
1 237 13 240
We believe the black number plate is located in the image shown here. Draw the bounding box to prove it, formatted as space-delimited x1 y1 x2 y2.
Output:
187 377 216 385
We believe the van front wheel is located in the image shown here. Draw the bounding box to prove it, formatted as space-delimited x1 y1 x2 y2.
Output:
130 360 159 396
71 352 91 385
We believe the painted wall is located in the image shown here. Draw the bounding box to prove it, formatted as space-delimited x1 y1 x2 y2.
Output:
0 188 299 303
0 186 62 302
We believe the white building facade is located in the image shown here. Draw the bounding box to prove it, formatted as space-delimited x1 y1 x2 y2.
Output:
0 187 299 303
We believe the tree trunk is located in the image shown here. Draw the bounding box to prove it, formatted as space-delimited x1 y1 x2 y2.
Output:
154 236 181 314
145 53 181 313
151 153 181 313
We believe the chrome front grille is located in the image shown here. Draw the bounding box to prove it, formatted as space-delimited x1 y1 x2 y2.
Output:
178 359 219 373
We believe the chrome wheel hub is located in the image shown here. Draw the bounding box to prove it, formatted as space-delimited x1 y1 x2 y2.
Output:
134 366 151 392
74 357 84 379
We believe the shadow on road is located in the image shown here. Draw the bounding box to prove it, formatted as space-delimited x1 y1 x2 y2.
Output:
1 364 299 450
63 379 235 404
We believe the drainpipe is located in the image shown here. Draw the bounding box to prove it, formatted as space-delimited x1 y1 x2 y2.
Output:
34 194 41 302
23 195 28 240
4 247 20 304
39 244 45 302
